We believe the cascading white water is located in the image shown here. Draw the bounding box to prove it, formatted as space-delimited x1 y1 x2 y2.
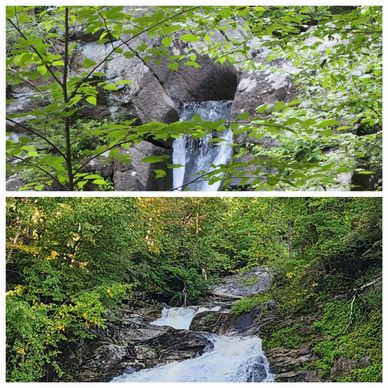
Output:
172 101 233 191
112 306 274 383
152 306 221 330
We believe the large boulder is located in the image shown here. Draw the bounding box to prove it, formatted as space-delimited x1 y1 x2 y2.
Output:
112 141 171 191
189 310 231 334
212 266 273 299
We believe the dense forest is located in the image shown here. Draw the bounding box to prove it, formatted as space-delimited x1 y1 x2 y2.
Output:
6 197 382 381
6 6 382 191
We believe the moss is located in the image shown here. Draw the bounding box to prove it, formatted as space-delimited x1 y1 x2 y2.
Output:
242 274 258 287
231 293 270 316
336 365 382 382
311 289 382 381
265 324 305 349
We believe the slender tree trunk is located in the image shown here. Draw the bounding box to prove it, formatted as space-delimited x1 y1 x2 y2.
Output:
63 7 74 190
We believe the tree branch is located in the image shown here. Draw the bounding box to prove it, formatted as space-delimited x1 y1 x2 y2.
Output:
6 118 67 159
7 66 52 104
10 155 68 190
73 135 134 179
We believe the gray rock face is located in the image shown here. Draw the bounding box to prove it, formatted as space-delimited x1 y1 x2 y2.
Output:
112 141 171 191
6 175 25 191
266 347 320 382
330 356 371 379
212 266 273 299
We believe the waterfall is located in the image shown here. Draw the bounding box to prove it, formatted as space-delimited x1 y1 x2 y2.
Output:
172 101 233 191
112 306 274 382
152 306 221 330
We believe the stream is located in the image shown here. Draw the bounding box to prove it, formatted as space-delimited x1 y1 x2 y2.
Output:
172 100 233 191
112 306 274 382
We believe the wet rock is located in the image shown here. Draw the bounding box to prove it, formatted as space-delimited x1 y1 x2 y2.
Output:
62 306 211 382
266 346 320 382
160 55 238 103
233 308 261 332
189 311 231 334
244 357 268 382
138 329 212 365
212 266 273 299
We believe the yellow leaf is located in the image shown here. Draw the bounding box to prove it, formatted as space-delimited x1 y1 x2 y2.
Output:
17 347 26 356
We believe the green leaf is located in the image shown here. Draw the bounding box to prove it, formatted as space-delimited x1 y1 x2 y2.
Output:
184 61 201 68
180 34 200 43
83 58 96 67
115 80 132 85
92 179 106 185
167 62 180 71
102 84 118 91
142 155 168 163
37 65 47 75
318 119 341 128
236 112 250 120
154 169 167 178
162 37 173 47
86 96 97 105
167 164 184 169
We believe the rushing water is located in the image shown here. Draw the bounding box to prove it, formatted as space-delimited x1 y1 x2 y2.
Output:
152 306 221 330
112 306 274 382
172 101 233 191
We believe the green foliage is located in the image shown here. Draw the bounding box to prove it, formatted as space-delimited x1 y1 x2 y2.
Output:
6 283 131 382
231 293 270 316
312 289 382 381
257 198 382 382
266 325 304 349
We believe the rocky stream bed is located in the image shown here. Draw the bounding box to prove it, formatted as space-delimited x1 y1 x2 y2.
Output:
58 267 329 382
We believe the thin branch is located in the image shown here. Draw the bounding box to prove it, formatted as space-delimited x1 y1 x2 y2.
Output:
10 155 68 190
6 118 67 159
73 135 133 179
171 170 215 191
7 66 52 104
232 120 296 133
69 6 200 100
7 18 64 88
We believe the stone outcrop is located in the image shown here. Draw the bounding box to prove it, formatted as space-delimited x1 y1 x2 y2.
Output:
266 347 320 382
212 266 273 299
